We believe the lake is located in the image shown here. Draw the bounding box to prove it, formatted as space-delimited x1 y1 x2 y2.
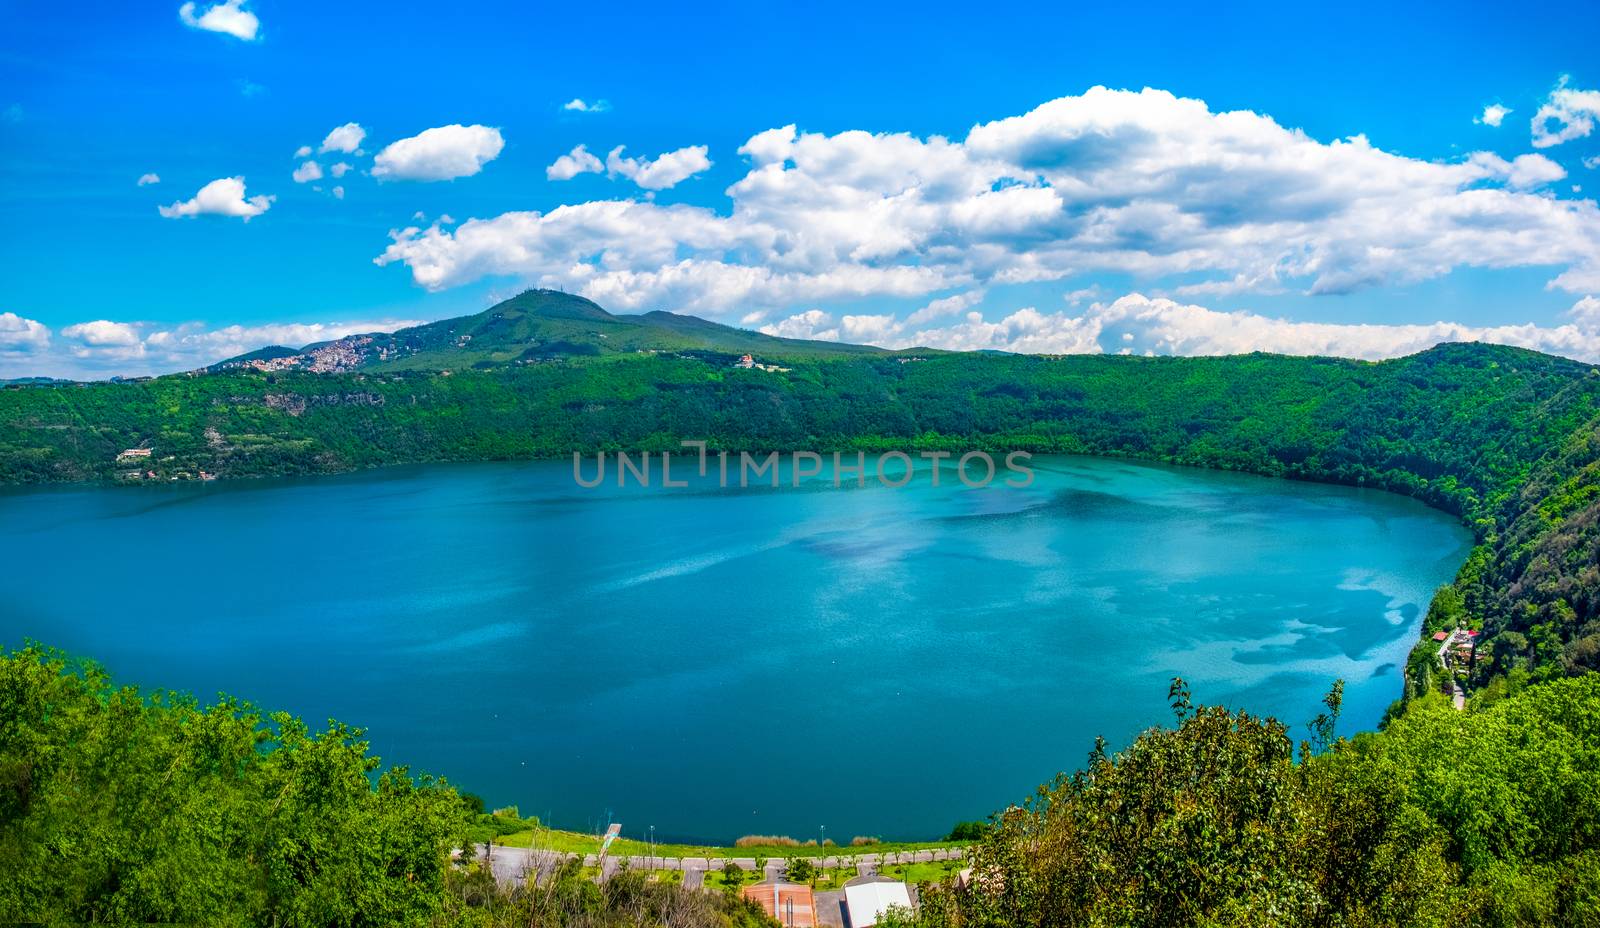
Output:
0 455 1471 842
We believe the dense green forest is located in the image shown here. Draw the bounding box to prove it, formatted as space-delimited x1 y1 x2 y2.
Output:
5 647 1597 926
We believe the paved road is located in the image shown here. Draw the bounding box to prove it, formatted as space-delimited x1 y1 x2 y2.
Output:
474 843 970 886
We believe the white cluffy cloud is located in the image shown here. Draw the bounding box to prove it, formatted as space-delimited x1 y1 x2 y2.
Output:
178 0 259 41
0 312 50 358
1477 103 1512 127
1532 79 1600 148
563 98 611 113
547 144 604 181
377 87 1600 312
762 292 1600 363
61 321 143 362
157 177 274 221
137 173 161 186
1468 151 1566 190
604 145 712 190
546 143 712 189
292 160 322 183
319 122 366 154
372 125 504 181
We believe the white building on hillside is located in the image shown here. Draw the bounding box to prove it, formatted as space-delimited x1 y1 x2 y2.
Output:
843 879 912 928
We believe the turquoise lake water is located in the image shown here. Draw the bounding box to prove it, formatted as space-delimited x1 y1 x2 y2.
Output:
0 455 1472 842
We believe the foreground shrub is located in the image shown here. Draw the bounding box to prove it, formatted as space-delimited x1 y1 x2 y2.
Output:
912 676 1600 928
0 645 466 927
443 860 774 927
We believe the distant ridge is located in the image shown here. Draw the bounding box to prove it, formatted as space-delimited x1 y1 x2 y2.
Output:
211 290 888 374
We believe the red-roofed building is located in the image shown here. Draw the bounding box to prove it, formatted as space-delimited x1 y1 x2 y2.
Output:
741 882 815 927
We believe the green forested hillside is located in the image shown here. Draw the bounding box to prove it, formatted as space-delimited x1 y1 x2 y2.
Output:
1458 411 1600 686
6 342 1594 511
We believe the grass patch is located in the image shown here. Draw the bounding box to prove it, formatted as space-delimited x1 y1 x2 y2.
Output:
703 867 762 890
882 862 963 884
810 867 858 891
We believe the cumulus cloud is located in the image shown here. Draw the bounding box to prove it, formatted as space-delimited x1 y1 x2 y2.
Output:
61 320 145 361
137 173 161 186
332 186 345 199
1477 103 1512 127
157 177 273 221
758 292 1600 363
905 290 985 326
1532 79 1600 148
329 162 352 178
375 87 1600 314
1569 294 1600 324
604 144 712 190
562 98 611 113
291 160 322 183
294 144 312 158
372 124 504 181
548 143 712 188
178 0 259 41
1466 151 1566 190
319 122 366 154
761 308 839 341
0 312 50 358
547 144 604 181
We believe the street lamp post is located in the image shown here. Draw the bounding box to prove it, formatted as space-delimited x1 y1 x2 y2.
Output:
649 825 655 872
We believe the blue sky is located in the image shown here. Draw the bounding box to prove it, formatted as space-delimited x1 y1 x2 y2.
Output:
2 0 1599 377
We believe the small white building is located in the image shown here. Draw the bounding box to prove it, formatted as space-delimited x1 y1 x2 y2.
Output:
843 879 912 928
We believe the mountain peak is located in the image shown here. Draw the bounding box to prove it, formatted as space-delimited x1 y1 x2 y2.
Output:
490 289 614 322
